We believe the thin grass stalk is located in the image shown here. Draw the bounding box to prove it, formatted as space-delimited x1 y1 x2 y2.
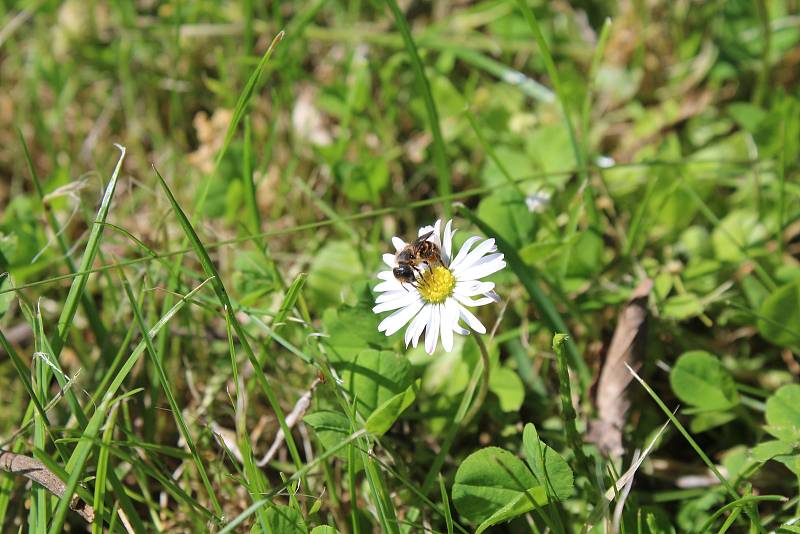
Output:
153 167 306 476
118 268 223 517
384 0 452 218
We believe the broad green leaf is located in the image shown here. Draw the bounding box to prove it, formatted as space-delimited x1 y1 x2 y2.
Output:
765 384 800 442
307 241 364 307
452 447 543 526
480 145 533 188
335 349 411 417
728 102 767 133
661 293 704 320
757 282 800 347
475 489 547 534
524 123 576 180
521 423 574 501
323 305 386 359
365 383 417 436
690 411 737 433
489 367 525 412
304 410 352 460
518 240 566 265
565 230 604 278
310 527 341 534
751 440 795 462
476 189 534 249
711 209 767 262
669 351 739 411
265 504 307 534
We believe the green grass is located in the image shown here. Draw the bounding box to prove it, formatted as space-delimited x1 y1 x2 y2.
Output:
1 1 799 532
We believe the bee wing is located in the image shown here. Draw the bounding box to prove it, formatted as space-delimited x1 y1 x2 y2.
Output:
414 230 435 244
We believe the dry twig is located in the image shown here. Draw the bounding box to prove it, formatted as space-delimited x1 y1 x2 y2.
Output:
0 449 94 523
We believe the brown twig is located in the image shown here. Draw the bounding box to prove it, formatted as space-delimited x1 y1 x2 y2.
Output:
211 376 322 468
0 449 94 523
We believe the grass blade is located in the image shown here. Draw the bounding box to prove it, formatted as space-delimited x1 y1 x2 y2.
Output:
51 144 125 358
194 32 284 214
118 267 223 517
153 166 305 475
49 278 212 534
19 129 109 349
91 404 118 534
459 207 590 386
384 0 452 218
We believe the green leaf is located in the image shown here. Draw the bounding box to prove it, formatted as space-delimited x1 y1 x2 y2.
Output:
304 410 352 460
690 411 737 433
476 189 534 249
452 447 544 526
265 504 307 534
336 158 389 203
524 123 577 179
661 293 704 320
335 349 411 417
307 241 364 308
310 527 341 534
728 102 767 133
365 383 417 436
518 240 566 265
670 351 739 411
323 305 386 358
565 230 604 278
521 423 574 501
757 282 800 347
711 209 767 262
475 489 547 534
765 384 800 442
751 440 795 462
489 367 525 412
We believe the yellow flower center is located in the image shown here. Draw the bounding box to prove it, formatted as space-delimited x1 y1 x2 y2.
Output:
417 265 456 304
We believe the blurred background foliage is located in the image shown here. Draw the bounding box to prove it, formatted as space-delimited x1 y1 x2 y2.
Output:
1 0 800 532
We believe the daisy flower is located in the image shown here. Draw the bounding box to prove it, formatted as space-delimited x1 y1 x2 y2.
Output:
372 219 506 354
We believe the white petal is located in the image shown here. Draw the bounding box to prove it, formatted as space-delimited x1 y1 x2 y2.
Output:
454 280 495 297
457 304 486 334
454 293 497 307
418 224 435 238
424 304 441 354
392 237 406 251
449 236 482 269
440 299 456 352
379 299 424 336
406 304 431 348
373 292 418 313
383 253 397 267
375 290 408 304
374 280 404 292
431 220 442 249
377 270 396 281
442 220 454 265
457 258 507 281
452 238 497 273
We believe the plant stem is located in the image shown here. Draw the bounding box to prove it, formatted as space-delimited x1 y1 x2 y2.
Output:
552 334 591 479
463 331 491 427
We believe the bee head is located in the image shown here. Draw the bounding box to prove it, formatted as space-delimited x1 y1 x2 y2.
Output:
393 264 415 283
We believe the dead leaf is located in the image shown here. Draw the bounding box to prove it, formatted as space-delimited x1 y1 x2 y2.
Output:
587 278 652 457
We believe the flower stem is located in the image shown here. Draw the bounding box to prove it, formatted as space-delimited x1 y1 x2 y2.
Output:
463 331 491 427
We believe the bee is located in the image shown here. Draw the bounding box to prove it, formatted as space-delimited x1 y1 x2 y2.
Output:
393 231 442 286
